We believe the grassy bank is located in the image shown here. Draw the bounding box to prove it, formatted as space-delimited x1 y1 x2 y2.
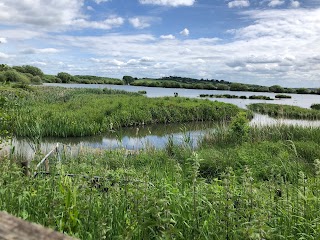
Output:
1 85 244 137
1 123 320 239
248 103 320 120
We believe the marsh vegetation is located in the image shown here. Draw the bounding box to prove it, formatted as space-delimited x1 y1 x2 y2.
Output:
1 83 320 239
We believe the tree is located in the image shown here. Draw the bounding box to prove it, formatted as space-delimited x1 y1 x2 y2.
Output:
4 70 30 83
13 65 44 77
57 72 73 83
123 76 134 85
269 85 284 93
230 83 249 91
296 88 311 94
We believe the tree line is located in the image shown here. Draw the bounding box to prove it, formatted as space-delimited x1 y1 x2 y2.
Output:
1 64 319 95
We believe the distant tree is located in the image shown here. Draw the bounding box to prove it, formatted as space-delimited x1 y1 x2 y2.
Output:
216 83 229 90
57 72 73 83
315 88 320 95
269 85 284 93
230 83 249 91
283 88 295 93
123 76 134 85
296 88 311 94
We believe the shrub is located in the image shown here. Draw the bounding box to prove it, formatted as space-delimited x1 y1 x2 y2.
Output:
57 72 73 83
4 70 31 84
311 104 320 110
275 94 292 99
230 112 250 142
31 75 42 84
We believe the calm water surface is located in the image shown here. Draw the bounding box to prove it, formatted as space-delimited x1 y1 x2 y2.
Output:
44 83 320 109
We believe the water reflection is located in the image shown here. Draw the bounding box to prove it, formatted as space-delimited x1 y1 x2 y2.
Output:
1 122 216 161
3 115 320 162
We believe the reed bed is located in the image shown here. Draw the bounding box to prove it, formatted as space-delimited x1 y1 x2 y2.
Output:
248 103 320 120
2 86 243 137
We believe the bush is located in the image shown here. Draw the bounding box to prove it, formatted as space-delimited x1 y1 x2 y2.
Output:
275 94 292 99
57 72 73 83
0 72 6 82
230 112 250 142
311 104 320 110
31 75 42 84
4 70 30 84
13 65 44 77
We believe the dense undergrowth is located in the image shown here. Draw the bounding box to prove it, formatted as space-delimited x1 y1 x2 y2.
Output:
248 103 320 120
0 85 243 137
1 123 320 239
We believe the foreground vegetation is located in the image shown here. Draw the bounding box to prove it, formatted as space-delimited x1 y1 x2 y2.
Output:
0 85 243 137
1 117 320 239
248 103 320 120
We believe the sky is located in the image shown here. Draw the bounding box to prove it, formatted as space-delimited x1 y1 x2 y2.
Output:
0 0 320 87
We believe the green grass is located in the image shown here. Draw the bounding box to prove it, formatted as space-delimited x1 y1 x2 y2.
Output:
1 86 244 137
2 124 320 239
248 103 320 120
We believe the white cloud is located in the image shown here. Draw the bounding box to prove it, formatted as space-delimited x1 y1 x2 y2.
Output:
268 0 285 7
20 48 61 54
228 0 250 8
129 17 151 29
0 0 123 31
0 37 7 43
291 1 300 8
91 56 154 67
160 34 175 39
0 52 10 59
0 0 82 28
139 0 195 7
30 61 47 66
93 0 111 4
72 16 124 30
87 6 94 11
110 59 126 66
180 28 190 36
0 29 45 41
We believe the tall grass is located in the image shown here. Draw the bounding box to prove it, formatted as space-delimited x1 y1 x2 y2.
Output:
1 133 320 239
2 86 244 137
248 103 320 120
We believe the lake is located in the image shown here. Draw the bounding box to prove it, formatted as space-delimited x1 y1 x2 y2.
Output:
44 83 320 109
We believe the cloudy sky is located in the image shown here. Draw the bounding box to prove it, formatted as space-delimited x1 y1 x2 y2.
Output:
0 0 320 87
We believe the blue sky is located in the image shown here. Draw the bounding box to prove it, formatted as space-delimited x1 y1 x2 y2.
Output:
0 0 320 87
